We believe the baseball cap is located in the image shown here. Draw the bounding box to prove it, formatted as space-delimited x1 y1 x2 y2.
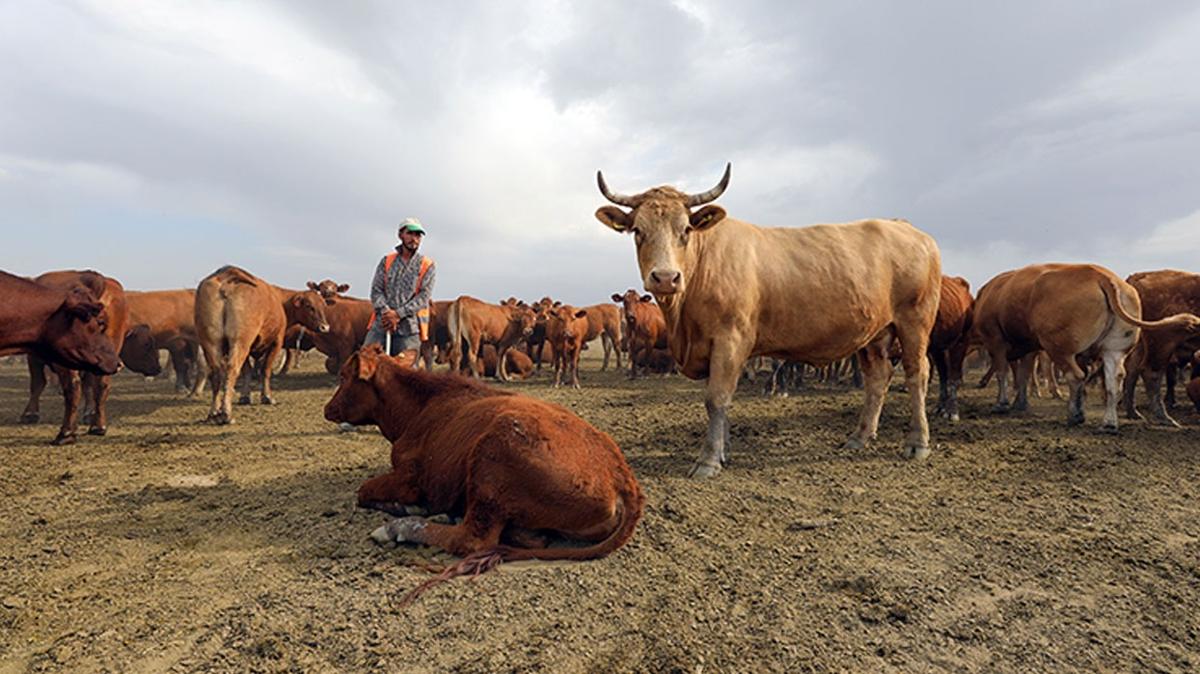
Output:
399 217 426 235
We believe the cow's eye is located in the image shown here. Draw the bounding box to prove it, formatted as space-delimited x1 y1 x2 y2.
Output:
633 229 644 244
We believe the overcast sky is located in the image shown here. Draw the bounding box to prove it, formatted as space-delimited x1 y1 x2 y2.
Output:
2 1 1198 304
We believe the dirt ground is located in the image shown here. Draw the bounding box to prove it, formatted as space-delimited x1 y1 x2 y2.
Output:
1 347 1198 673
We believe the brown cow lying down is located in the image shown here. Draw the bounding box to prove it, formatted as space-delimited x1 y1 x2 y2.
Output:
477 343 534 379
324 345 643 599
972 263 1200 431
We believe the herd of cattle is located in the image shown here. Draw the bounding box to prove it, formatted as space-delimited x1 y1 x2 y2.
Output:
3 164 1200 589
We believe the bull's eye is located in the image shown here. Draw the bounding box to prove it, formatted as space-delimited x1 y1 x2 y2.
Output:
633 229 644 245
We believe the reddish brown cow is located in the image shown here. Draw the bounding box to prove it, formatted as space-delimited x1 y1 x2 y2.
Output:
525 296 556 372
323 345 643 600
579 303 623 371
126 289 206 393
1121 270 1200 426
0 270 118 374
476 343 535 379
547 305 590 388
928 275 974 421
19 271 135 444
611 290 668 379
421 299 454 371
447 296 536 381
195 266 332 424
291 280 373 375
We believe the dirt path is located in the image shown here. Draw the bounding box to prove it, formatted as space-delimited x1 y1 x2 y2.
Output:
1 354 1198 672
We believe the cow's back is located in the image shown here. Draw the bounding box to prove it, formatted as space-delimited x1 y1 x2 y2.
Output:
127 289 196 344
1127 270 1200 321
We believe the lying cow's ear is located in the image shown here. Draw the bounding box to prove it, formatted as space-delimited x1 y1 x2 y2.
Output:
307 281 319 291
596 206 633 233
337 283 350 293
688 205 726 232
356 350 379 380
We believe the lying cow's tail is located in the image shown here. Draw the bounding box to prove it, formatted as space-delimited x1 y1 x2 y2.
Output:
395 476 645 608
1098 276 1200 331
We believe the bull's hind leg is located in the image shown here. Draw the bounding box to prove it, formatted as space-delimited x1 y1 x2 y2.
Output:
895 321 933 459
371 509 505 558
844 335 894 453
1049 351 1088 426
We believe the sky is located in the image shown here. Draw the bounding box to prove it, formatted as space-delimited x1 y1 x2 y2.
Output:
2 1 1199 305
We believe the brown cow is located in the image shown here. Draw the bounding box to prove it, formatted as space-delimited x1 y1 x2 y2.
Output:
446 296 536 381
597 164 942 477
422 299 454 371
928 275 974 422
579 303 623 371
19 270 136 444
525 296 556 372
611 290 669 379
292 279 373 375
1121 270 1200 426
195 266 332 424
323 345 643 599
476 343 535 379
126 289 206 393
0 270 118 374
547 305 589 389
971 263 1200 431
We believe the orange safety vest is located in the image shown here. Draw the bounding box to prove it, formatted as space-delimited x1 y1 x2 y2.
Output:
369 252 434 341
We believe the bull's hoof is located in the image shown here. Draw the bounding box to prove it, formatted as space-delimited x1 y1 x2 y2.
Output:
841 437 867 451
991 402 1011 414
19 412 39 424
1100 422 1119 434
87 426 107 437
1124 408 1142 421
236 395 252 406
1067 411 1085 426
1012 400 1028 412
81 412 97 425
261 395 276 406
337 422 356 433
948 411 961 422
207 412 232 425
51 433 76 446
371 516 427 545
903 445 931 461
687 461 722 479
369 524 396 546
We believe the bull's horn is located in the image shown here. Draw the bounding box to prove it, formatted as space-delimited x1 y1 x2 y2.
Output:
597 170 639 208
685 163 732 207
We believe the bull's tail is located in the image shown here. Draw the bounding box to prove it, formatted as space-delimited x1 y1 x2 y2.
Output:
1098 276 1200 331
396 476 644 607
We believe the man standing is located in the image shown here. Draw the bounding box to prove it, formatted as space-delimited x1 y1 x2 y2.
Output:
366 217 436 364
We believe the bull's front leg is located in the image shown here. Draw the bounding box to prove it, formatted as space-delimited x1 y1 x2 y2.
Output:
689 345 740 479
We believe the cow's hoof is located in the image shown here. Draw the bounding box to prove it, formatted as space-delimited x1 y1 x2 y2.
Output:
1067 412 1085 426
373 516 427 544
81 412 97 425
337 422 356 433
87 426 107 437
51 433 76 446
261 396 276 406
1012 400 1028 412
991 402 1010 414
236 396 252 406
1100 422 1119 434
903 445 931 461
19 412 39 424
369 524 396 546
841 437 867 451
687 461 722 479
209 413 232 426
948 412 960 422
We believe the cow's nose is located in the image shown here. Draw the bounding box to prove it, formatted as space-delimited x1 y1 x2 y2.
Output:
650 270 681 286
319 323 331 333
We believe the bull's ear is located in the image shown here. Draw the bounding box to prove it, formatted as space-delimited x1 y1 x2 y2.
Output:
688 205 726 232
611 293 623 303
596 206 633 232
307 281 319 291
574 309 588 318
356 348 379 380
640 294 653 302
337 283 350 293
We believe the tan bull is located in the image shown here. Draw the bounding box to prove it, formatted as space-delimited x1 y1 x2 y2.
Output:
971 263 1200 431
596 163 942 477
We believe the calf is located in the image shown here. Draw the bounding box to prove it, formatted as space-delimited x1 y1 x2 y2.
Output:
547 305 590 388
476 343 535 380
0 270 118 374
324 345 643 600
611 290 668 379
971 263 1200 431
195 266 331 424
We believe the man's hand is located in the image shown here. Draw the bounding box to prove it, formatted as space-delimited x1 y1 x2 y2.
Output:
381 309 400 332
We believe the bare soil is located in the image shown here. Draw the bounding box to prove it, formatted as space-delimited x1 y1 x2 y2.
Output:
1 350 1198 673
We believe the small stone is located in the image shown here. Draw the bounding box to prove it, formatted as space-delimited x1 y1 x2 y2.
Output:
3 595 25 609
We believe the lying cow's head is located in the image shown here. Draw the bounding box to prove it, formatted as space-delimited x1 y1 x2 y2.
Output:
611 289 654 326
325 344 389 426
41 288 121 375
120 324 162 377
308 279 349 302
596 163 731 296
292 289 332 333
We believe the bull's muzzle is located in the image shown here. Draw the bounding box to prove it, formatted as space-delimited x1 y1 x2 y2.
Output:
646 269 681 295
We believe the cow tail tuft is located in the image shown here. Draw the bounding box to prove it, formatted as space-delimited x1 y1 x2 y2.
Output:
395 548 504 608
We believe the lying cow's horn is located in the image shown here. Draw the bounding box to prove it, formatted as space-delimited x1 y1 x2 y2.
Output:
597 170 639 208
685 163 731 207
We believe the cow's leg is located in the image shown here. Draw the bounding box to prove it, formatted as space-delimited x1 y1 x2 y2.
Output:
190 344 210 397
1042 355 1063 400
571 348 582 389
1050 352 1087 426
845 338 894 452
989 349 1011 412
612 330 623 370
1141 367 1179 427
1012 353 1035 412
930 350 950 417
236 357 254 405
260 342 282 405
372 510 505 557
1165 362 1178 410
689 345 742 479
496 345 511 382
204 347 224 422
52 367 81 445
218 348 248 424
20 357 47 423
86 373 111 435
1100 349 1129 432
167 341 192 393
945 340 968 422
357 471 422 515
894 322 932 459
465 335 483 379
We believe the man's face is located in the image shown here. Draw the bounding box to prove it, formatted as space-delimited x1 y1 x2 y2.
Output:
399 228 424 252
